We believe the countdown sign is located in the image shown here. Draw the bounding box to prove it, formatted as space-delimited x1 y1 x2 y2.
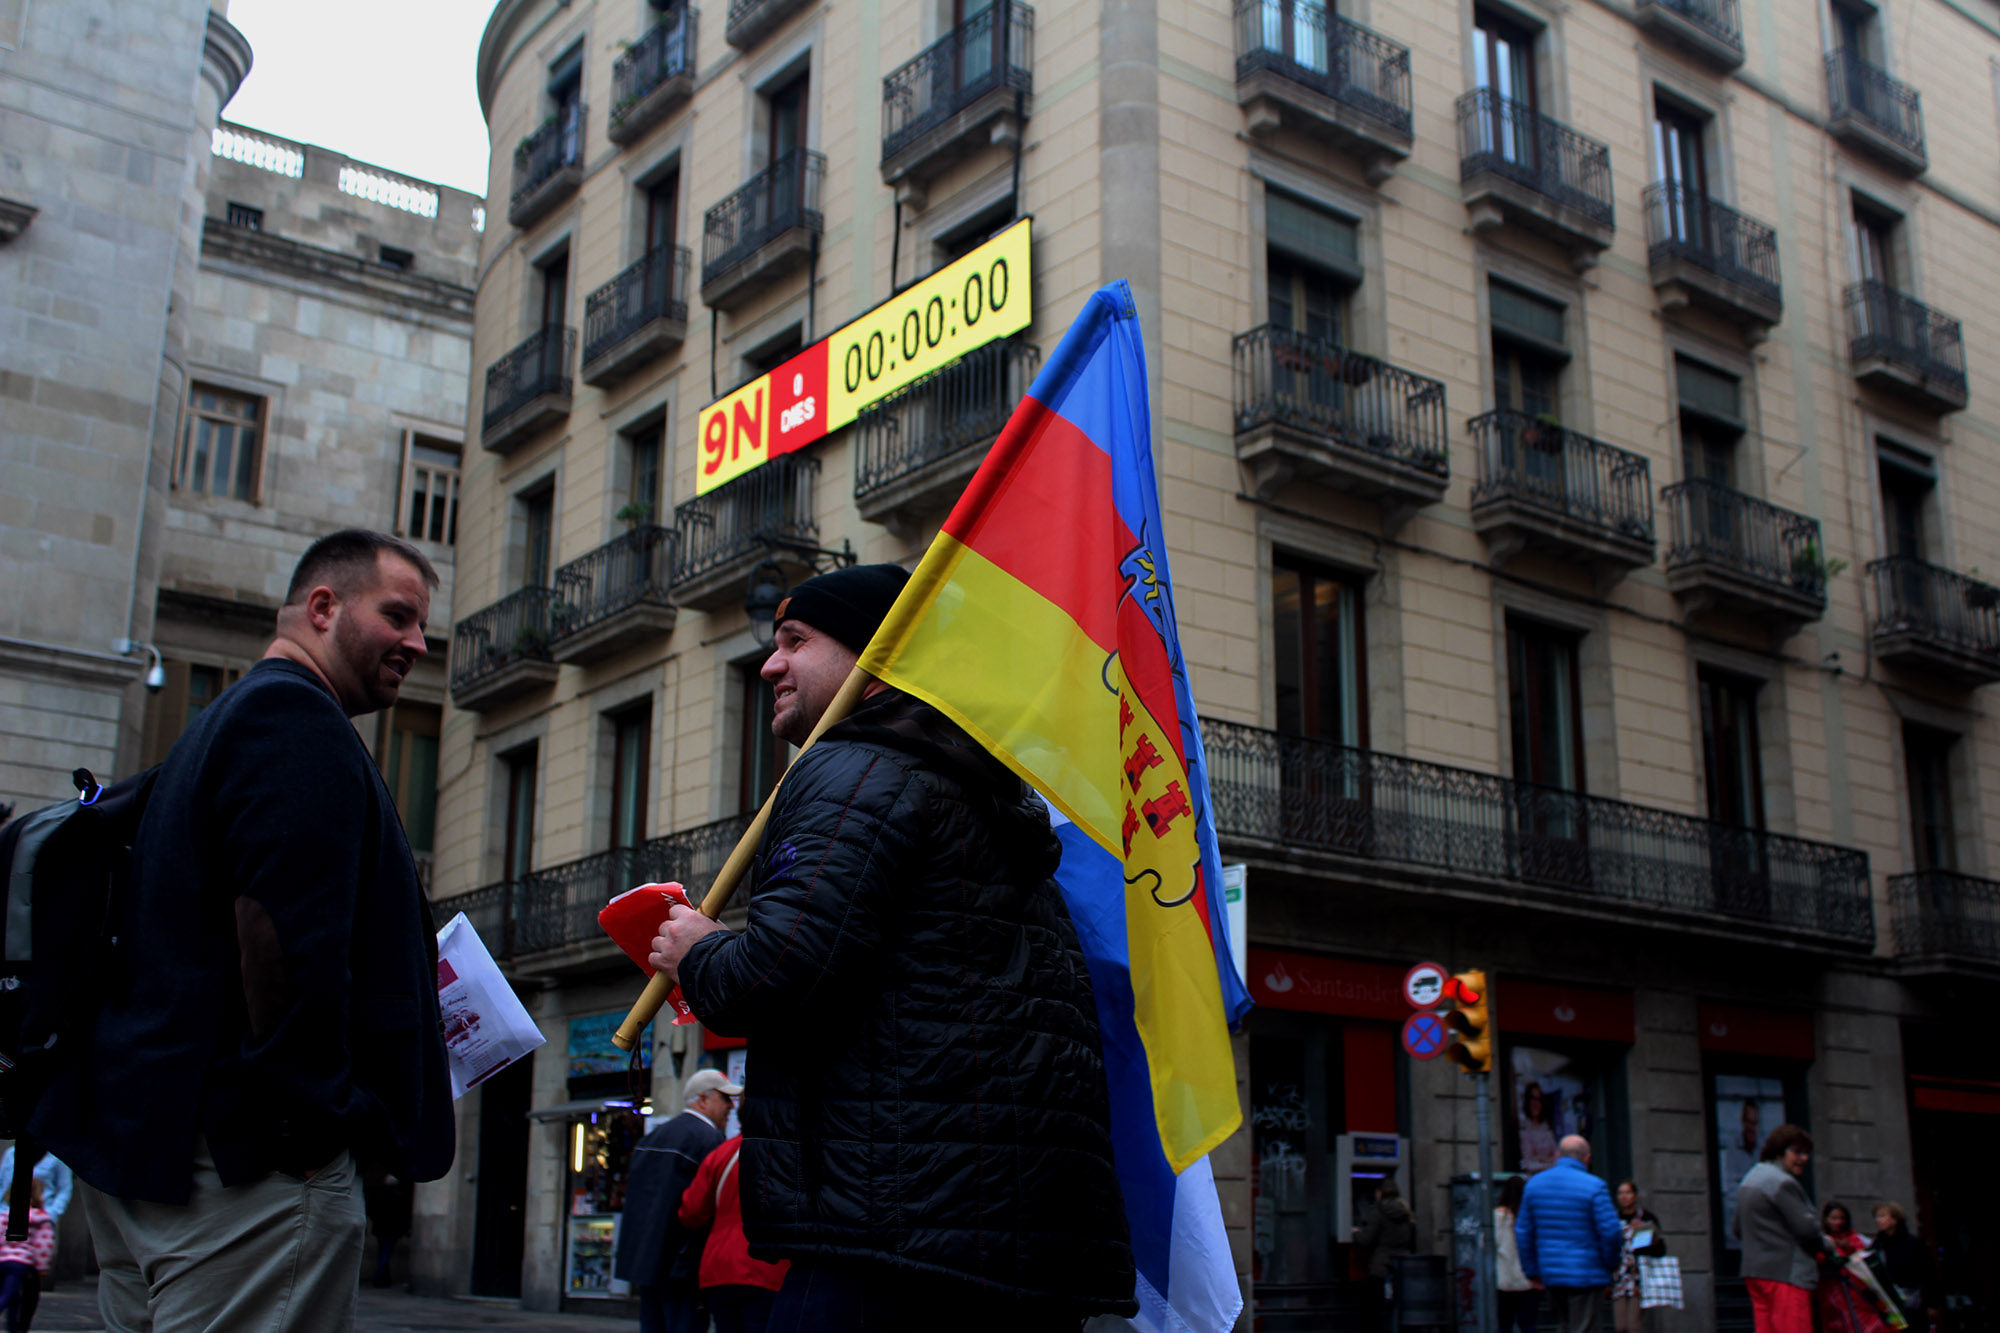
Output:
695 217 1032 493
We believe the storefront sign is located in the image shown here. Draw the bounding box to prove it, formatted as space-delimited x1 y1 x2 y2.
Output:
1696 1001 1814 1060
1248 948 1408 1021
1497 978 1634 1044
567 1012 651 1078
694 217 1033 493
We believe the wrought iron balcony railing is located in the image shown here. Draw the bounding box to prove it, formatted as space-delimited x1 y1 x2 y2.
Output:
610 11 697 134
483 326 574 434
701 150 825 287
1457 89 1614 226
1825 48 1924 158
674 452 820 584
855 338 1039 500
584 247 691 365
511 104 584 214
1867 556 2000 661
1643 184 1780 303
1469 410 1654 540
1844 281 1966 400
881 0 1033 163
433 813 754 963
1232 0 1413 137
725 0 808 48
1891 869 2000 964
450 586 559 695
1664 479 1823 594
1202 718 1875 944
1233 325 1448 475
1643 0 1742 52
552 526 680 638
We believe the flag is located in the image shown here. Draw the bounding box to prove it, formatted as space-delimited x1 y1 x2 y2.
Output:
859 281 1253 1331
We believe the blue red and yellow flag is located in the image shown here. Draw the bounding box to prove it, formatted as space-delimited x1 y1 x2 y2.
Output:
860 281 1253 1330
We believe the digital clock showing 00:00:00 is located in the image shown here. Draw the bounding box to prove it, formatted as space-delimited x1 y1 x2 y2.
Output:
695 217 1033 494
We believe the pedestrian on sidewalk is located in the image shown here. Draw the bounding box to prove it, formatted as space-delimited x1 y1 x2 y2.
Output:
1735 1125 1829 1333
0 1178 54 1332
34 530 456 1333
678 1131 788 1333
1610 1180 1667 1333
1353 1178 1417 1333
615 1069 735 1333
1870 1202 1939 1332
1514 1136 1623 1333
1494 1175 1538 1333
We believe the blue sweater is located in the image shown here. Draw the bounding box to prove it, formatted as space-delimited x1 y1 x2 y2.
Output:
1515 1158 1624 1287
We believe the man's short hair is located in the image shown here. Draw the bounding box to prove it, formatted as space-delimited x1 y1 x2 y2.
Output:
1760 1124 1813 1161
285 529 439 605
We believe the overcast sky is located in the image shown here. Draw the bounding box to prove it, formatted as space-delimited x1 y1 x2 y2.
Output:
221 0 498 198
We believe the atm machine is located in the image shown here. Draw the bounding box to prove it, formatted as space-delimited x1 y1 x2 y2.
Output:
1334 1132 1410 1235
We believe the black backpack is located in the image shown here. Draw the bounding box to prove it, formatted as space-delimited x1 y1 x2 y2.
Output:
0 765 157 1238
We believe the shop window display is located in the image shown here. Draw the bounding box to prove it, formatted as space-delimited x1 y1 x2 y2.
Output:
1505 1043 1630 1182
561 1013 655 1302
1703 1063 1808 1277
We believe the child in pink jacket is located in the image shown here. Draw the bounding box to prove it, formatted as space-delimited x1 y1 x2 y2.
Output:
0 1179 52 1333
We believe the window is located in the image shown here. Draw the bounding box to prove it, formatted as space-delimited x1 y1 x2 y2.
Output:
401 434 461 545
1677 359 1743 485
377 245 414 271
609 705 651 851
1904 723 1956 870
1508 620 1583 791
1266 194 1358 345
1832 0 1880 64
176 385 265 501
226 202 263 231
1878 445 1933 560
767 69 809 168
521 487 555 588
1653 98 1710 246
739 665 788 814
1254 0 1332 73
645 171 679 258
1474 8 1538 165
743 325 804 385
549 43 584 167
503 746 538 880
141 660 244 765
1697 670 1764 830
539 250 569 330
625 423 664 526
1272 558 1365 747
1490 282 1566 419
1851 196 1899 289
381 704 441 858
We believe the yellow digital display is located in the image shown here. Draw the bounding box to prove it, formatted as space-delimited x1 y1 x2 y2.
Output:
694 217 1032 494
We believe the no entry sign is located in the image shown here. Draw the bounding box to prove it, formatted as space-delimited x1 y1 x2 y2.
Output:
1402 1011 1448 1060
1402 961 1449 1010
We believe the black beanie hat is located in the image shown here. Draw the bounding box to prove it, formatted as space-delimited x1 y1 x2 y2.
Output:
774 563 912 653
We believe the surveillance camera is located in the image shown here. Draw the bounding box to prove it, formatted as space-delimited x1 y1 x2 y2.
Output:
145 663 167 692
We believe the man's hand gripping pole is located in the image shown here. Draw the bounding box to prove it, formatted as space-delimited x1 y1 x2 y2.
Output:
611 664 874 1051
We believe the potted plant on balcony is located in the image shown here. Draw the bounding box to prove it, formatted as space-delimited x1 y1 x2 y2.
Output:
615 501 654 528
1789 543 1847 589
509 624 553 660
1519 412 1563 449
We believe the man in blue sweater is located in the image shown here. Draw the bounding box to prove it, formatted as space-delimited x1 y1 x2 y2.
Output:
1515 1136 1624 1333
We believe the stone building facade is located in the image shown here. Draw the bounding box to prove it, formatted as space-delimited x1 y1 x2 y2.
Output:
435 0 2000 1324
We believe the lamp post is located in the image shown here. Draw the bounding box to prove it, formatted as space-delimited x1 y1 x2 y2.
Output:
740 540 858 649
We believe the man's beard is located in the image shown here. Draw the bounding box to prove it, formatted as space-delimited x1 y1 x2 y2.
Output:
333 614 401 711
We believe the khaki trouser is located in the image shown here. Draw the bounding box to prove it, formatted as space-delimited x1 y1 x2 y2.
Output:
80 1142 364 1333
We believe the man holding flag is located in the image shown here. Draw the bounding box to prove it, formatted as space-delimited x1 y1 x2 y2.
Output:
650 281 1250 1333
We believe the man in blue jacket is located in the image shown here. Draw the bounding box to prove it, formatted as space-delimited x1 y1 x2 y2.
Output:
1515 1136 1624 1333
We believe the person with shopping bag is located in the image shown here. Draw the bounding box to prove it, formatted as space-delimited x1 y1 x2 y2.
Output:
1610 1181 1669 1333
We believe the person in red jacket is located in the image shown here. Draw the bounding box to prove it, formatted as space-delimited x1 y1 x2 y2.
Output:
679 1134 789 1333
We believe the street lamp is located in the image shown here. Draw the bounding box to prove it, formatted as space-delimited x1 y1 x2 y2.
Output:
740 540 859 649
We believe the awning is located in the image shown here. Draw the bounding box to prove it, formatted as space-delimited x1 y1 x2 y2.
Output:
525 1097 651 1123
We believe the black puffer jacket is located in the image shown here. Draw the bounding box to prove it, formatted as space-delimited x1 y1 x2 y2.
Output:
680 689 1136 1316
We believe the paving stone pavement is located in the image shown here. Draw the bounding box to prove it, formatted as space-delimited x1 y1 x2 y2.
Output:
26 1278 631 1331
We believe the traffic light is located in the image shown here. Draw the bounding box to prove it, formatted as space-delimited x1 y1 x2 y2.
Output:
1444 969 1491 1074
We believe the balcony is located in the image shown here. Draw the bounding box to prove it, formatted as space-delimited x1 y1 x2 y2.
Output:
607 12 697 146
1232 325 1448 529
1891 870 2000 973
1458 90 1614 267
1233 0 1413 182
855 338 1040 538
700 150 826 309
432 814 753 974
1643 185 1782 335
549 526 680 665
1844 282 1967 414
482 326 574 455
880 0 1032 196
1867 556 2000 686
1662 480 1826 631
725 0 809 50
1202 719 1875 950
672 453 820 610
1468 410 1654 576
1634 0 1743 67
509 106 584 229
1826 49 1925 175
450 587 560 710
582 247 690 386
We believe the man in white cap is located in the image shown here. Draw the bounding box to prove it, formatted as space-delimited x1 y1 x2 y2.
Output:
614 1068 740 1333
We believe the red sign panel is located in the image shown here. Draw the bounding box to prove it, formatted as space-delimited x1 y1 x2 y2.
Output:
1248 949 1409 1022
1498 978 1635 1044
1697 1001 1815 1061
